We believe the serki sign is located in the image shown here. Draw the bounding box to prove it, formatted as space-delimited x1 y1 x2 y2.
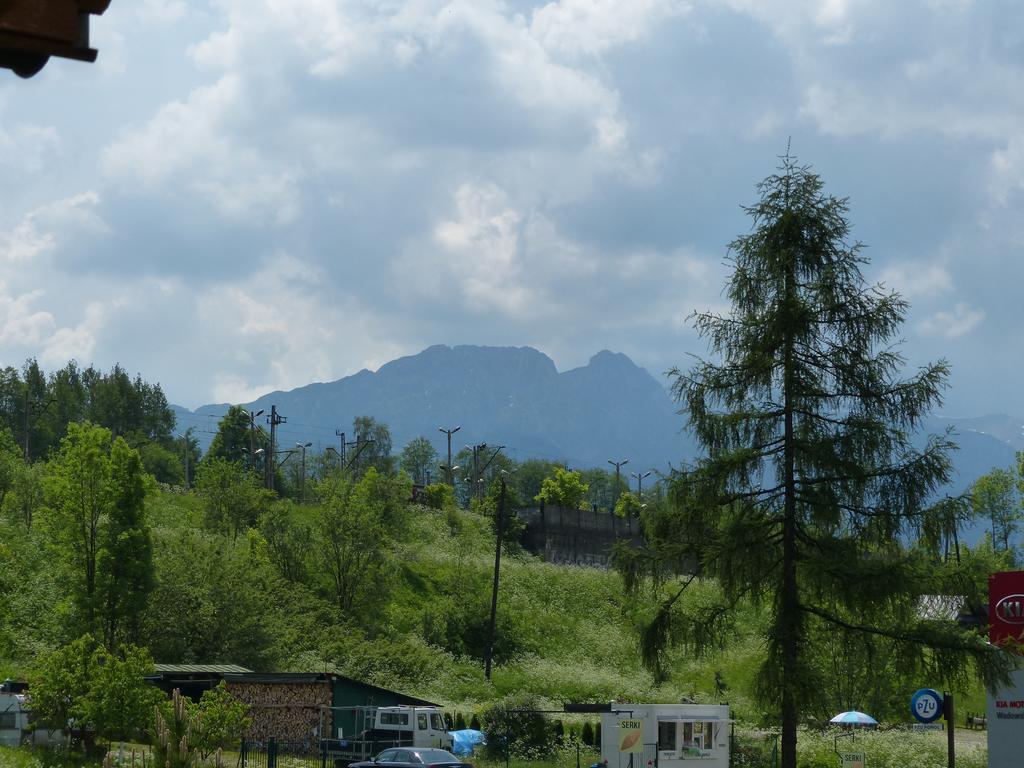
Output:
989 571 1024 653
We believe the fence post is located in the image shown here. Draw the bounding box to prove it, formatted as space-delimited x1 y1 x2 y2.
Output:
268 737 278 768
240 738 248 768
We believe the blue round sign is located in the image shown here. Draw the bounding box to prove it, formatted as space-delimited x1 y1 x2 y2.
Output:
910 688 944 723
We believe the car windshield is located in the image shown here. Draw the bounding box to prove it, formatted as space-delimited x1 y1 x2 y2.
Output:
415 750 459 763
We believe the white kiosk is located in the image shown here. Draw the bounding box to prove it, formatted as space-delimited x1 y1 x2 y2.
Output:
600 704 731 768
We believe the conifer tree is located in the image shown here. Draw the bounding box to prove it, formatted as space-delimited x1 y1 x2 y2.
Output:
97 437 154 649
618 154 1014 768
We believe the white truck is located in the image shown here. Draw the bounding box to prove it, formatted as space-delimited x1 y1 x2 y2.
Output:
321 705 453 766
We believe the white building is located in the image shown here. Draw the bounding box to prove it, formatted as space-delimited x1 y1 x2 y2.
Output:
600 704 731 768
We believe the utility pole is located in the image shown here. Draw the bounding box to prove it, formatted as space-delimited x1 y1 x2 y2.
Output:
245 408 264 473
266 405 286 491
335 429 346 464
485 474 508 679
438 425 461 485
296 442 312 502
479 445 506 499
608 458 629 508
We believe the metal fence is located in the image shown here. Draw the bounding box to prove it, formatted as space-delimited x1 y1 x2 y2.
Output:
239 738 329 768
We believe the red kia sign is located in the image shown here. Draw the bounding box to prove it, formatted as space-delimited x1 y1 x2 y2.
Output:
989 571 1024 653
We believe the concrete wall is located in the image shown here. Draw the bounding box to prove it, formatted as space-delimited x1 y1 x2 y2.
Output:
516 505 645 567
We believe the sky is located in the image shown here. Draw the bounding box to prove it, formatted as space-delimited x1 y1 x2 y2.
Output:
1 0 1022 416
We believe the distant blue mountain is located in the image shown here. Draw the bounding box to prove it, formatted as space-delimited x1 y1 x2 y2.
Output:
170 345 1022 541
171 345 700 472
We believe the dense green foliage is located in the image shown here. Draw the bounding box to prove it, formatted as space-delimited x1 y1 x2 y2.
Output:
0 354 1009 768
0 360 175 470
534 468 588 510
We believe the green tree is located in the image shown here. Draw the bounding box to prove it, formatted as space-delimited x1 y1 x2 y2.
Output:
191 682 251 758
42 422 115 634
534 467 589 509
0 427 20 512
97 438 155 649
26 634 95 734
312 468 403 617
351 416 394 475
400 436 438 484
195 457 271 538
971 468 1019 557
81 643 161 745
512 458 562 505
259 501 312 583
580 468 613 511
138 440 185 486
620 156 1012 768
206 406 256 465
613 491 643 519
481 693 555 759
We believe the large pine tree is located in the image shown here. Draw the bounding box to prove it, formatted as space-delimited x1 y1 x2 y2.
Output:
618 155 1013 768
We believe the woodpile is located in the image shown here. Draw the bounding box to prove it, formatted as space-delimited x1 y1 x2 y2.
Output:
225 681 332 742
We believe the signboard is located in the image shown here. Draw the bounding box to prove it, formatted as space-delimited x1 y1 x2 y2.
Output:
988 571 1024 767
618 719 643 753
838 752 865 768
988 668 1024 767
910 689 943 723
911 723 943 731
990 571 1024 652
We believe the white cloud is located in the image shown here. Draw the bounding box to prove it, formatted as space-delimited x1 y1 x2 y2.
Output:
919 302 984 339
40 302 112 366
530 0 689 58
430 182 531 314
100 75 242 188
0 122 60 173
878 261 952 300
0 287 56 346
1 192 105 263
194 253 407 404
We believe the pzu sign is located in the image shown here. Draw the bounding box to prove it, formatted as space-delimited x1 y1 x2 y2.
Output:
910 689 944 724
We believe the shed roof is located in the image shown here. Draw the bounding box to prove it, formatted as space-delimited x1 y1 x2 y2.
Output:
222 672 439 706
154 664 253 674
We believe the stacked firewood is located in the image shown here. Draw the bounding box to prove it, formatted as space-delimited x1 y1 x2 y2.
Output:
225 681 332 742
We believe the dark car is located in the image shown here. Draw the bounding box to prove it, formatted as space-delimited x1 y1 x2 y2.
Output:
350 748 473 768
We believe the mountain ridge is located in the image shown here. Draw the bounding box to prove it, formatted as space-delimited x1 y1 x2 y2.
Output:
171 345 1021 503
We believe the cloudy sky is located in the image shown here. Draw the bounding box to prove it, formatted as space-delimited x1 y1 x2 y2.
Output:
2 0 1022 416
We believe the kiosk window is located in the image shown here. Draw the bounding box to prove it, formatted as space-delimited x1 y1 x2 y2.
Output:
657 720 676 750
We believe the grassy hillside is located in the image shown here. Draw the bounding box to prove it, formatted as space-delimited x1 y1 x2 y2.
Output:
0 481 989 730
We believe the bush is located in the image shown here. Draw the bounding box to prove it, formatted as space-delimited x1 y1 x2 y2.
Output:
481 694 555 760
422 483 456 510
581 722 594 747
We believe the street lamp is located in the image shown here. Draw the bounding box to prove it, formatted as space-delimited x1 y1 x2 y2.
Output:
438 425 461 485
296 442 312 503
631 470 653 499
608 458 629 508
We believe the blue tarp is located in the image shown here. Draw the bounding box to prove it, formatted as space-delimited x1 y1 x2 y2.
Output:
450 729 486 756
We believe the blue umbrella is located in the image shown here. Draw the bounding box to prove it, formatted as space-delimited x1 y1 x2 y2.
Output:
829 711 878 726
